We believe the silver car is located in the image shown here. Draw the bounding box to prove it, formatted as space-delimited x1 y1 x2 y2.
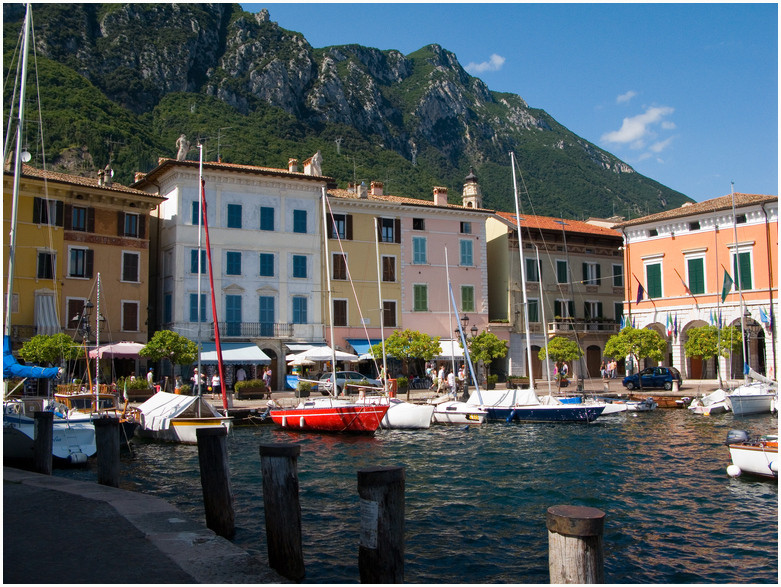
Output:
318 371 381 395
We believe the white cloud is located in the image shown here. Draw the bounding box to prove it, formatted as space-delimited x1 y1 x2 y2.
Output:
649 137 674 153
465 54 506 74
616 90 637 104
601 105 675 146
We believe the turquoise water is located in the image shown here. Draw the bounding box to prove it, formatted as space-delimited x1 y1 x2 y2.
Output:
57 410 778 583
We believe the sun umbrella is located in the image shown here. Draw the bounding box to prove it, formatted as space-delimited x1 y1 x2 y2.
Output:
88 341 145 359
289 346 358 362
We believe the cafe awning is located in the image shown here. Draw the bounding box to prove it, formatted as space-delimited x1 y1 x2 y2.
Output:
199 343 270 365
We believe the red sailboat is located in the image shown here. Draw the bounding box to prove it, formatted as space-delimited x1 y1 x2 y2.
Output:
268 187 388 434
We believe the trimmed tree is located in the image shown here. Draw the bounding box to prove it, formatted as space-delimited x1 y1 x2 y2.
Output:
604 326 667 390
464 331 508 383
139 330 198 385
370 329 441 377
537 336 582 391
684 324 742 386
19 333 83 366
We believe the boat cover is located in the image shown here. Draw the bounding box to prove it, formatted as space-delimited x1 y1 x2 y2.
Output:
136 392 221 431
3 335 60 380
466 387 541 407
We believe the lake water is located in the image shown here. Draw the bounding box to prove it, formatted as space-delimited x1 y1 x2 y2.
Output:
56 409 778 583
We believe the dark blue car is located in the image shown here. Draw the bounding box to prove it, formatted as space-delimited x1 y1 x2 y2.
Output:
622 366 683 391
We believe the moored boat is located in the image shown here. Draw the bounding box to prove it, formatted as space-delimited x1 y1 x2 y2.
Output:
54 386 139 445
269 397 389 434
727 381 776 416
356 395 434 429
688 389 730 416
430 396 487 425
136 392 232 443
725 429 778 479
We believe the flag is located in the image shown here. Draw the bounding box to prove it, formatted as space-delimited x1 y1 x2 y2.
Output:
759 307 770 328
123 378 128 402
718 310 722 329
619 314 625 329
674 313 678 337
721 270 733 302
743 362 750 376
666 314 672 337
636 283 644 304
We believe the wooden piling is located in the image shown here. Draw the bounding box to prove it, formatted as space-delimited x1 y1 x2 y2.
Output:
259 443 304 581
546 504 605 584
357 465 405 584
196 427 235 539
33 411 53 475
94 416 120 487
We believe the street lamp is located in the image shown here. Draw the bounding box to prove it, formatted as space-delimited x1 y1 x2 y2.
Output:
76 300 94 342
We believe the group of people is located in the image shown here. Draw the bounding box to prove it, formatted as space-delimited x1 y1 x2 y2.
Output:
426 362 468 397
600 359 618 380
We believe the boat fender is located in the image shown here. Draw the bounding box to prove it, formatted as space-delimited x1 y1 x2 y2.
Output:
726 464 742 477
725 429 749 446
506 410 516 423
770 460 779 474
299 416 306 428
68 452 88 465
281 416 287 427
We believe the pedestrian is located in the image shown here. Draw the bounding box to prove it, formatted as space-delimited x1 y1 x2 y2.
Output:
609 359 617 379
211 372 221 398
147 368 154 387
447 369 456 397
236 366 246 382
600 359 607 380
262 366 272 390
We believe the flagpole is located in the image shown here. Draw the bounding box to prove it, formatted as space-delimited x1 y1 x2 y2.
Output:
730 183 749 383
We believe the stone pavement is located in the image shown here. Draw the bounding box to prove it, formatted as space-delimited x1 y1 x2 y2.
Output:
3 467 285 584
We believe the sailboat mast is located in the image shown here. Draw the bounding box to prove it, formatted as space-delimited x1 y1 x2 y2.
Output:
4 3 31 338
374 217 388 393
445 248 457 383
730 182 749 383
510 152 536 392
196 145 203 395
321 187 337 394
94 273 101 407
534 243 552 393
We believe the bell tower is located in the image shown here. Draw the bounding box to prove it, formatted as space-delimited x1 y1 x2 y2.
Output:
462 168 482 208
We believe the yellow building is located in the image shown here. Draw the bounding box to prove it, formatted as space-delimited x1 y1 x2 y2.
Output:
3 165 165 350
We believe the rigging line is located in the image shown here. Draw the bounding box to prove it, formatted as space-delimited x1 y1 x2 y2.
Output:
323 195 382 377
3 35 23 162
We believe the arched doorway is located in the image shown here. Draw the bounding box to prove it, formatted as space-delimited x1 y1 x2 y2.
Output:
262 348 278 391
530 345 542 379
586 345 602 378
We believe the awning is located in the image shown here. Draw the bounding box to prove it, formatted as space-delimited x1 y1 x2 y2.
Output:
199 343 270 365
347 338 382 360
434 339 464 360
34 292 60 336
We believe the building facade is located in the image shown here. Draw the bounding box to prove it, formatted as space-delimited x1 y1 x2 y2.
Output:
616 193 777 380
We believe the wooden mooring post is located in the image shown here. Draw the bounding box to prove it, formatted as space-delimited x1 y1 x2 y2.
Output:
259 443 304 581
94 416 120 487
195 427 235 539
33 411 53 475
357 466 405 584
546 505 605 584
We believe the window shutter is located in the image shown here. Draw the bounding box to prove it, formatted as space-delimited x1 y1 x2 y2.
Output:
64 204 72 229
376 218 382 241
597 302 603 317
596 264 601 281
55 201 64 226
568 300 575 318
85 249 94 278
33 197 42 223
117 211 125 236
554 300 562 317
87 208 95 232
139 215 146 239
394 219 401 243
346 215 353 240
584 302 590 320
582 263 588 282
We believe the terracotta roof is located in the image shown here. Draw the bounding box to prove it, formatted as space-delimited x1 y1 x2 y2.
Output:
328 188 494 214
9 165 164 199
134 157 334 186
495 210 621 238
615 193 776 228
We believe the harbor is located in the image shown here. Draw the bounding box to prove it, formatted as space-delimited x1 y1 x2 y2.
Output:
6 385 777 584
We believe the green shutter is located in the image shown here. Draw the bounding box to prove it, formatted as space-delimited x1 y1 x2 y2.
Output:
733 252 752 290
647 264 662 298
687 258 705 294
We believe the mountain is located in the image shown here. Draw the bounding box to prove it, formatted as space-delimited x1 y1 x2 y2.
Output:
3 3 692 217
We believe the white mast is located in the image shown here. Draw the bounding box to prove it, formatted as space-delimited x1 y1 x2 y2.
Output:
533 243 552 394
510 152 536 392
94 273 101 402
321 187 337 395
445 248 457 385
730 182 749 383
196 144 203 394
4 3 32 337
374 217 389 393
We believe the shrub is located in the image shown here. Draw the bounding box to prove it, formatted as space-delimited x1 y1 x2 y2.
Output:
234 379 268 399
396 376 409 389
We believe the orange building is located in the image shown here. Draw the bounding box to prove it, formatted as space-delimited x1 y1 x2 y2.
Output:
615 193 777 380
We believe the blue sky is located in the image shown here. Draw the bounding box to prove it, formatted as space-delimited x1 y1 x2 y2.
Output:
242 2 777 202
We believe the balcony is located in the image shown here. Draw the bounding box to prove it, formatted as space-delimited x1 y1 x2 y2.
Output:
168 322 326 342
547 319 619 336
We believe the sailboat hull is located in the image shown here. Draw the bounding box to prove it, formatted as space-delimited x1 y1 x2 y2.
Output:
270 399 389 434
3 412 96 462
487 404 605 423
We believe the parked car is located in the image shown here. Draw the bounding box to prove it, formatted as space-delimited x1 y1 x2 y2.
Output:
318 371 382 395
622 366 683 391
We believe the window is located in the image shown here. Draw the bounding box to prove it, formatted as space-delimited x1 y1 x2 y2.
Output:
383 301 397 327
556 260 568 284
525 258 540 282
163 294 172 324
460 240 473 266
461 285 475 313
292 255 307 278
649 228 658 237
121 252 140 282
527 299 539 323
227 204 242 229
612 264 623 287
259 296 275 336
460 221 472 234
378 218 399 243
413 284 428 311
333 299 348 326
260 206 274 231
686 257 705 295
33 197 63 226
382 256 396 282
614 302 624 321
554 299 575 318
66 299 86 329
121 301 139 332
413 218 425 231
646 263 662 298
70 206 87 231
332 253 347 280
735 214 747 224
413 237 427 264
191 201 201 225
37 252 55 279
584 301 603 319
688 221 700 231
732 250 753 290
123 213 140 237
189 293 207 322
68 247 93 278
292 296 308 324
226 295 242 336
293 209 307 233
190 249 206 274
583 262 601 286
259 253 274 277
226 251 242 276
330 213 351 240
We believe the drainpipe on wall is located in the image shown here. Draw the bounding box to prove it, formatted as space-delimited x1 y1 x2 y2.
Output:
760 202 776 377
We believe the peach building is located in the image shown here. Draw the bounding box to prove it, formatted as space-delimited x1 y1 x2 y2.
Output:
615 193 777 380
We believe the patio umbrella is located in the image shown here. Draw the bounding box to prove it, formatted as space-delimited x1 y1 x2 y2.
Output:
289 346 358 362
88 341 145 359
287 358 316 367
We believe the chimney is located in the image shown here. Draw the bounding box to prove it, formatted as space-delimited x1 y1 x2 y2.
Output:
288 158 299 173
103 166 113 187
97 169 105 186
347 182 356 193
303 157 313 175
358 182 368 199
433 186 449 206
370 181 384 196
134 172 146 182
